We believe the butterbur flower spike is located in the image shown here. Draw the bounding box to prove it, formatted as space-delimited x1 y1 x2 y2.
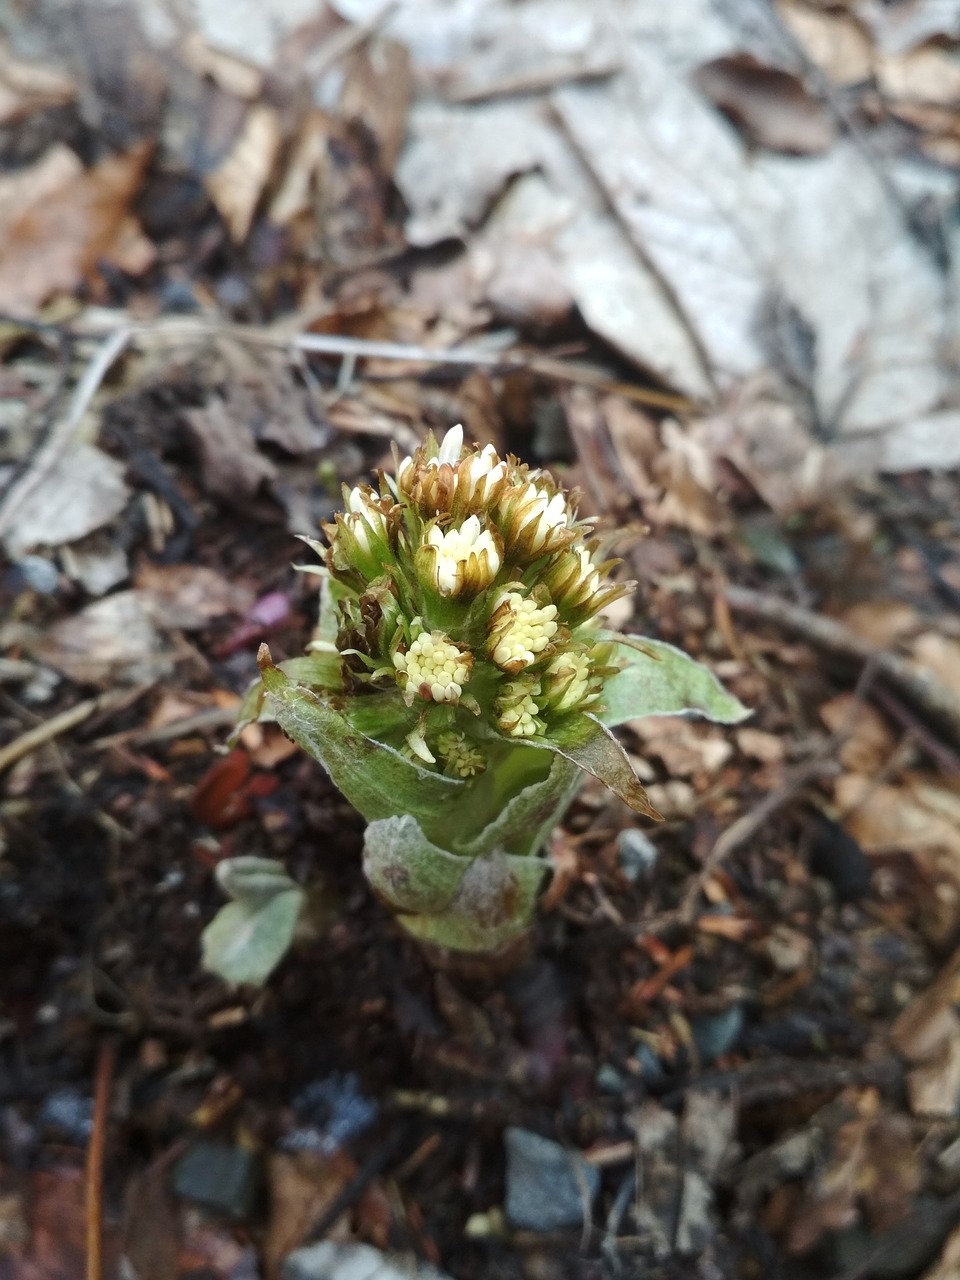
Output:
202 425 751 982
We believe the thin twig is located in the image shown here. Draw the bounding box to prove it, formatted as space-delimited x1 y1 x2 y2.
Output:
92 705 237 751
869 684 960 777
678 757 839 923
0 697 100 775
0 323 131 541
304 1120 416 1243
73 313 698 411
725 585 960 749
0 686 149 775
86 1039 117 1280
303 0 398 81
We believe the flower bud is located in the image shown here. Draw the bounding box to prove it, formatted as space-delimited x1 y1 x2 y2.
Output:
317 424 638 757
456 443 509 511
495 676 545 738
497 480 575 561
436 730 486 778
542 544 633 623
539 647 602 715
418 515 502 597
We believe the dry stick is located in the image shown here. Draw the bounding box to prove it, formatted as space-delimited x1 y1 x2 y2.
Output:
86 1039 117 1280
870 683 960 777
92 705 237 752
633 660 879 936
74 313 697 412
677 757 838 924
725 586 960 749
0 323 131 541
0 688 144 775
0 697 101 775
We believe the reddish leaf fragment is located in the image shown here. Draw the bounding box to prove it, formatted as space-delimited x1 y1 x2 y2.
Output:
190 749 277 830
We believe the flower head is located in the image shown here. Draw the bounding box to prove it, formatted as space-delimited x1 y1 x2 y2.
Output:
319 423 635 758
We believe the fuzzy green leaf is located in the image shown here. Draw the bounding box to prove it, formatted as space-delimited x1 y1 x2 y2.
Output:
457 753 581 858
600 636 751 727
365 814 549 953
277 651 344 693
258 649 463 831
399 852 548 952
201 857 304 985
363 814 471 914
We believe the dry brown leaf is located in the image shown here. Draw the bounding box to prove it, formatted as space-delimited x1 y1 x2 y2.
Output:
819 693 896 774
339 39 413 174
178 31 264 99
630 716 734 779
0 144 81 239
602 397 659 503
182 399 277 502
0 141 151 315
694 54 836 155
262 1151 355 1279
876 46 960 106
268 109 332 228
911 632 960 700
205 103 282 243
837 773 960 859
35 590 174 687
787 1106 921 1252
0 41 75 126
647 420 729 537
776 0 874 86
918 128 960 169
691 380 840 515
645 779 697 820
2 442 131 558
145 692 219 731
838 600 921 647
893 950 960 1117
905 1036 960 1117
134 563 255 630
103 214 156 277
837 774 960 943
735 727 785 764
241 725 301 769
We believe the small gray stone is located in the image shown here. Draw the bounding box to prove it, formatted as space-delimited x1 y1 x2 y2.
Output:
38 1088 93 1142
171 1142 260 1220
691 1005 744 1065
504 1126 600 1231
616 829 659 883
595 1064 626 1095
15 555 60 595
283 1242 453 1280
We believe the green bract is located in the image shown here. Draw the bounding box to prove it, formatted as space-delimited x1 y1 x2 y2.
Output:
203 426 749 982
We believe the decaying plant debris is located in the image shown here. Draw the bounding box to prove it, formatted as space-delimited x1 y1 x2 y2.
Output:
2 1 960 1277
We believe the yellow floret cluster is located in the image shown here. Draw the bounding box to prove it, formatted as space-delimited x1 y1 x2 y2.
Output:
393 627 472 705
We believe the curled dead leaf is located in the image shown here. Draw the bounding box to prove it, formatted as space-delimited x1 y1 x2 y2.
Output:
694 54 836 155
